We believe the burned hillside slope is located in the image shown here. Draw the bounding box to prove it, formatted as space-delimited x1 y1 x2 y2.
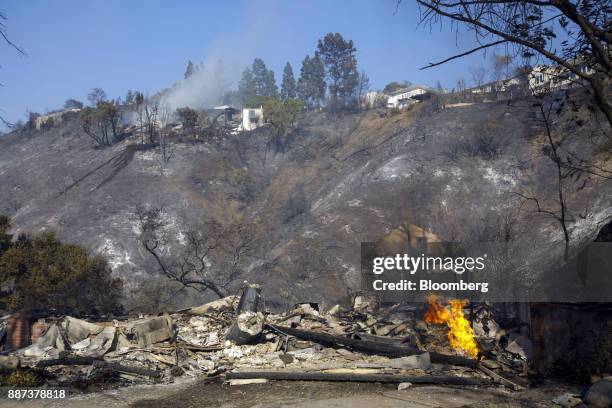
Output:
1 101 610 307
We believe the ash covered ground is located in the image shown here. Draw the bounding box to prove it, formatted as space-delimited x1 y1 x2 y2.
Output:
1 101 610 308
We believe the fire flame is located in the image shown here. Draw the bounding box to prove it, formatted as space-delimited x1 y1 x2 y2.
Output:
424 294 479 358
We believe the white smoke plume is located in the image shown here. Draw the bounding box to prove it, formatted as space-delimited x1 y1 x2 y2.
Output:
159 2 280 111
161 59 236 111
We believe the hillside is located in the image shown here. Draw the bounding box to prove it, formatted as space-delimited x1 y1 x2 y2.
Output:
1 100 611 309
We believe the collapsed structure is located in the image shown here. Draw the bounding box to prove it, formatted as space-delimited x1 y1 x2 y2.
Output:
0 284 540 392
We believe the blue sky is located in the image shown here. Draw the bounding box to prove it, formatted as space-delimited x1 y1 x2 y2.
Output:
1 0 500 126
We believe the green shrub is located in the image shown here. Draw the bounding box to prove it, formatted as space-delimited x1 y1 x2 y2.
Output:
0 216 123 315
0 371 41 387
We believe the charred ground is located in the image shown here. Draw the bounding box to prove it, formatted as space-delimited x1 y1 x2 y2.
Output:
0 99 611 309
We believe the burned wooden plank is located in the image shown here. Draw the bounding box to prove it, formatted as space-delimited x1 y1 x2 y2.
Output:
92 360 162 378
429 352 479 369
266 324 422 357
268 324 479 369
175 341 224 352
478 364 525 391
36 356 102 368
226 370 491 386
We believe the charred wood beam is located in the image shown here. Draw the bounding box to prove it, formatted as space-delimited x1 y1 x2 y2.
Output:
478 365 524 391
92 360 162 378
226 371 491 385
267 324 422 357
36 356 102 368
429 352 479 369
267 324 479 369
176 341 224 352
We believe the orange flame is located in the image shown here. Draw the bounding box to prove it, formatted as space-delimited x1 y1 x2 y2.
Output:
424 294 479 358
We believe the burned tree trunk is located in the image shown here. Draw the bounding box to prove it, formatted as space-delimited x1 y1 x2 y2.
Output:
227 284 265 345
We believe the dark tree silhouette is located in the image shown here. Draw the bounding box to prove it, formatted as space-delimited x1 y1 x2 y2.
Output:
1 12 25 127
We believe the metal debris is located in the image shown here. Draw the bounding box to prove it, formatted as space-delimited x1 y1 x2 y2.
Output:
0 285 535 391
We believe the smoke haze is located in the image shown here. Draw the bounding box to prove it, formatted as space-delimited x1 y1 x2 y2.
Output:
160 2 281 111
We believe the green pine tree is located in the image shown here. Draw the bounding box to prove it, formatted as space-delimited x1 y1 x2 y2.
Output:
317 33 359 109
184 60 196 79
239 67 257 107
280 62 297 101
252 58 269 97
297 54 326 109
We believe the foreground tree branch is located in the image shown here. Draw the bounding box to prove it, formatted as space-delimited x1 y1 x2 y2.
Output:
0 12 25 56
420 39 508 69
408 0 612 127
0 12 25 127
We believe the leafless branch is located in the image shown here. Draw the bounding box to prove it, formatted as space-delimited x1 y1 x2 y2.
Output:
0 12 25 56
420 39 507 69
411 0 612 126
135 206 257 299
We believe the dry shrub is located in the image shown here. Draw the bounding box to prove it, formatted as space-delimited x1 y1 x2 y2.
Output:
446 123 507 161
281 186 309 224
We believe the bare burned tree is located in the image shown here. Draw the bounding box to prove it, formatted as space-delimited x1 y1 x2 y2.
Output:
356 71 371 110
456 77 467 100
134 92 146 144
157 102 174 164
408 0 612 127
135 207 256 298
99 100 122 141
130 92 158 145
469 66 488 87
87 88 107 107
143 97 159 144
79 100 122 147
80 107 111 147
513 91 575 259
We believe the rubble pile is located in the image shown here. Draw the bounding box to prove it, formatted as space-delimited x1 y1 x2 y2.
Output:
0 285 533 391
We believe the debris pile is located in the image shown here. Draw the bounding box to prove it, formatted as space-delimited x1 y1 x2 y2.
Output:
0 284 533 391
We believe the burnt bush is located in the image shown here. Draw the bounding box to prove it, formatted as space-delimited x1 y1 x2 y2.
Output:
281 187 309 224
127 276 190 313
445 124 507 161
231 169 256 203
417 94 444 116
